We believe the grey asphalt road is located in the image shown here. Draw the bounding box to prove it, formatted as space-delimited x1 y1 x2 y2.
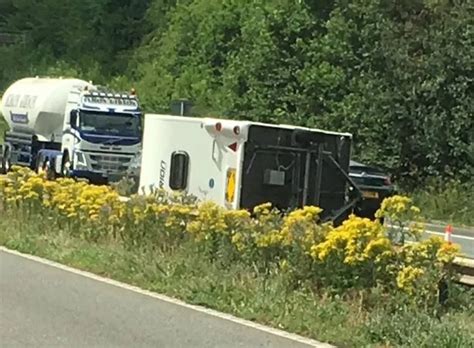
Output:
0 250 325 348
386 221 474 259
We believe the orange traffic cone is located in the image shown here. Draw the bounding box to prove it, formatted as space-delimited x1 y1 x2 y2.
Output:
444 224 453 244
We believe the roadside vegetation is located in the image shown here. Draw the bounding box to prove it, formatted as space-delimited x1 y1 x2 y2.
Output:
1 1 472 343
1 166 473 347
0 115 6 143
1 1 472 227
411 180 474 227
112 174 474 227
1 0 472 186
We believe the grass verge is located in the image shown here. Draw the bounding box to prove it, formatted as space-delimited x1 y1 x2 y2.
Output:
1 217 473 348
0 117 6 144
412 180 474 227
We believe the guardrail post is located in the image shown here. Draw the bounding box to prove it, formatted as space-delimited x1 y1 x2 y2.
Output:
438 277 449 305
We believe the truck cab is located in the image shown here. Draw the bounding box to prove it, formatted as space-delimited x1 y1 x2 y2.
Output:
56 88 142 183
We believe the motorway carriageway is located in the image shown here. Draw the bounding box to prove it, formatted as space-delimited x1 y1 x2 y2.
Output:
394 222 474 259
0 248 330 348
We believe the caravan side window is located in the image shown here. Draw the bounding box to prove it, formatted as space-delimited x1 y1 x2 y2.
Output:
169 151 189 190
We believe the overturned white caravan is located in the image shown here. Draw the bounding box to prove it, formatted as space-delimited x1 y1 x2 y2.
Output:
138 114 359 223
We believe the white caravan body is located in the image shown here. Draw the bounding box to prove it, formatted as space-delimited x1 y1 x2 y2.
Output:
139 114 354 221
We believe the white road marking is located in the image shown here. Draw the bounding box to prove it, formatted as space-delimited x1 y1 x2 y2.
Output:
386 224 474 241
425 230 474 241
0 246 333 348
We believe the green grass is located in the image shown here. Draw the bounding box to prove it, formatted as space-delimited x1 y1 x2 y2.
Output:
411 180 474 227
0 113 7 143
1 216 473 348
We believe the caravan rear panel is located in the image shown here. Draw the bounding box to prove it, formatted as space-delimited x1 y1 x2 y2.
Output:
239 124 352 221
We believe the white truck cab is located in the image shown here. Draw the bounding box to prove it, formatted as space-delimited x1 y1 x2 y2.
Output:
58 87 142 182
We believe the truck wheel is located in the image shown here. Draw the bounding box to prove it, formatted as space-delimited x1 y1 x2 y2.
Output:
1 147 11 174
35 154 43 174
61 153 71 177
43 159 56 180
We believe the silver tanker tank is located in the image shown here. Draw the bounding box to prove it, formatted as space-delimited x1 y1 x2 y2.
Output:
1 77 93 142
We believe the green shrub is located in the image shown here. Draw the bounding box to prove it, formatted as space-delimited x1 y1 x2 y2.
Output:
412 179 474 226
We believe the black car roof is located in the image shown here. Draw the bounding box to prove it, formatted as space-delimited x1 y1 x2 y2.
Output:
349 160 365 167
349 160 387 175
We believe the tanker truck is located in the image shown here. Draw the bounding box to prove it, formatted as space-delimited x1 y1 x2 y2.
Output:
0 77 142 183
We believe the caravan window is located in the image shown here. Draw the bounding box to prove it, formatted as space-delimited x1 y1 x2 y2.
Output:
169 151 189 190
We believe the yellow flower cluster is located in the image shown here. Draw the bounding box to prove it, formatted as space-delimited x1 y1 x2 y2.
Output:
279 206 325 248
396 265 425 295
0 166 124 227
0 166 462 300
436 241 460 263
187 201 229 241
311 214 392 265
376 195 415 217
0 166 43 204
376 194 425 244
400 236 460 266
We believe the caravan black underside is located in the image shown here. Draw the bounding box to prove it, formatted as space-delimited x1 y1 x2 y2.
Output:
240 125 357 224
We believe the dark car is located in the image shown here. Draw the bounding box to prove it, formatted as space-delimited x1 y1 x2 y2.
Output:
349 160 396 219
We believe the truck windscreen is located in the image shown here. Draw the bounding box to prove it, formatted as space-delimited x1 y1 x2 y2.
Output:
79 111 140 137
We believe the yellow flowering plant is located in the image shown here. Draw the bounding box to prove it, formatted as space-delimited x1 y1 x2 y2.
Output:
310 215 394 289
120 195 192 251
186 202 256 266
0 166 463 306
275 206 332 284
396 265 426 295
375 195 424 245
249 203 288 274
395 236 460 303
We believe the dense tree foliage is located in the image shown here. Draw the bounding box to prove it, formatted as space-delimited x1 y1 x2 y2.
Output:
0 0 472 185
